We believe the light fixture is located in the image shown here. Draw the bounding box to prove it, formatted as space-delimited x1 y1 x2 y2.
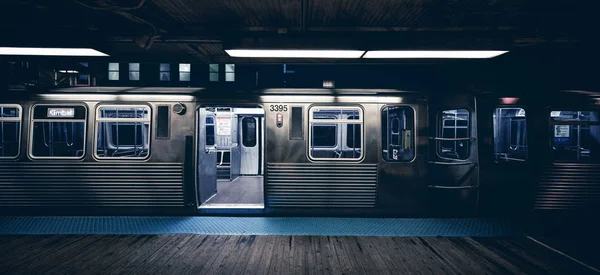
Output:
323 80 335 88
225 49 365 58
58 70 79 74
362 50 508 59
0 47 109 57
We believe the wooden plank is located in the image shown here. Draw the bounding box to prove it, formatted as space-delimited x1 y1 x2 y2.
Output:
239 235 270 275
0 235 596 275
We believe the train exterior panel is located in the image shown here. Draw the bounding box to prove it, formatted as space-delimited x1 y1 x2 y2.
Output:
1 87 598 217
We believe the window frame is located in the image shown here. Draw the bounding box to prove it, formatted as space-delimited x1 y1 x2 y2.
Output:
548 108 600 163
180 63 191 82
205 113 216 146
308 105 364 161
436 108 471 161
493 106 528 163
159 63 171 81
94 104 152 160
241 116 257 148
0 104 23 160
108 62 119 81
29 103 88 160
380 105 417 163
129 63 140 81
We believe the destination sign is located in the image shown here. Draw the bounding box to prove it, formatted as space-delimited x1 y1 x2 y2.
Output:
47 108 75 118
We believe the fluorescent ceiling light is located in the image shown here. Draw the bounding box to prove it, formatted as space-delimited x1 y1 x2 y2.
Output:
0 47 108 57
363 50 508 59
226 49 365 58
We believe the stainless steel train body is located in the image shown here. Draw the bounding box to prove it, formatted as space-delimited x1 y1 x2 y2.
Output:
1 87 596 216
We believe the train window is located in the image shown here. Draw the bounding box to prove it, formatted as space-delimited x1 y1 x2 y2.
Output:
382 106 415 162
312 125 337 147
0 105 22 158
30 105 87 159
550 110 600 162
438 109 470 160
493 108 527 162
242 117 257 147
95 105 150 159
309 106 363 160
206 115 215 146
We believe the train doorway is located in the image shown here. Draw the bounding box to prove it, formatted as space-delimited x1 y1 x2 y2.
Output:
197 106 265 210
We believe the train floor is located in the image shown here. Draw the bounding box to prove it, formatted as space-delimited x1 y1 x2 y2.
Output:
0 217 598 274
201 176 264 208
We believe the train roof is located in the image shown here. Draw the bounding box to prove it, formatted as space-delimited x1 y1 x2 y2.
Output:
20 86 426 96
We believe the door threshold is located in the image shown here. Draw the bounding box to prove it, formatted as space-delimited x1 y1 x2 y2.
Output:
199 203 265 209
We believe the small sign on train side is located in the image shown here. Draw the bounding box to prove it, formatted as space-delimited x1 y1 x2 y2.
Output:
47 108 75 118
216 115 232 135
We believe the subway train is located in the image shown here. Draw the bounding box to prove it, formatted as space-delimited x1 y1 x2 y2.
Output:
0 86 599 217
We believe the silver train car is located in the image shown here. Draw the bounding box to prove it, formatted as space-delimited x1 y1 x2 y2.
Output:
0 87 598 217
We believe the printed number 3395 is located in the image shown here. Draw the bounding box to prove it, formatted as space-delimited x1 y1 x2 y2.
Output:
270 105 288 112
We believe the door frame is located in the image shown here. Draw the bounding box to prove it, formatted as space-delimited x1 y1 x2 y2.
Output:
194 104 267 210
427 93 480 215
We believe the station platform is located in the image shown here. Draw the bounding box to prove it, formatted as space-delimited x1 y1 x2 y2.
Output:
0 217 597 274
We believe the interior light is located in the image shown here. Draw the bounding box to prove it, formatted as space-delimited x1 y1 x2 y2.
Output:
500 97 519 104
58 70 79 74
323 80 335 88
225 49 365 58
362 50 508 59
0 47 109 57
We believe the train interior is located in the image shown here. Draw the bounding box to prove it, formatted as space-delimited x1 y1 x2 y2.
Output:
197 106 265 209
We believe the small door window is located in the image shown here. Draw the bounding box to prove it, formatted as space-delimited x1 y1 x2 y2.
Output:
438 109 470 160
382 106 415 162
493 108 527 161
242 117 257 147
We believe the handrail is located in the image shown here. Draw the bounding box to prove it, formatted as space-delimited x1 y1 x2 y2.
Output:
429 137 476 141
428 185 479 190
428 161 476 166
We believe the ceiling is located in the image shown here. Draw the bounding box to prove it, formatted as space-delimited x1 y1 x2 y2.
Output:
0 0 596 63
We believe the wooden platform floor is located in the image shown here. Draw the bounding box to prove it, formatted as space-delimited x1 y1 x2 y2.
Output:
0 235 594 275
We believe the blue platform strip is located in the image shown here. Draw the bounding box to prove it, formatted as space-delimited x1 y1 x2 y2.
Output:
0 217 522 237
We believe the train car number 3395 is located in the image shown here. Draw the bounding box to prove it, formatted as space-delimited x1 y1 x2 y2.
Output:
269 105 288 112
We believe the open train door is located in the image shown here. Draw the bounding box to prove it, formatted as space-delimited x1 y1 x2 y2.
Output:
197 108 218 205
428 93 480 216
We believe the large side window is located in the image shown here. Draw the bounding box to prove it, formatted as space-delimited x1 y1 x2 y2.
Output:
493 108 527 162
382 106 415 161
550 110 600 162
438 109 470 160
30 105 86 158
95 105 150 159
0 105 22 158
309 107 363 160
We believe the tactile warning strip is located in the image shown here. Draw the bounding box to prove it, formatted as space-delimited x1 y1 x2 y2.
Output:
0 217 521 236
